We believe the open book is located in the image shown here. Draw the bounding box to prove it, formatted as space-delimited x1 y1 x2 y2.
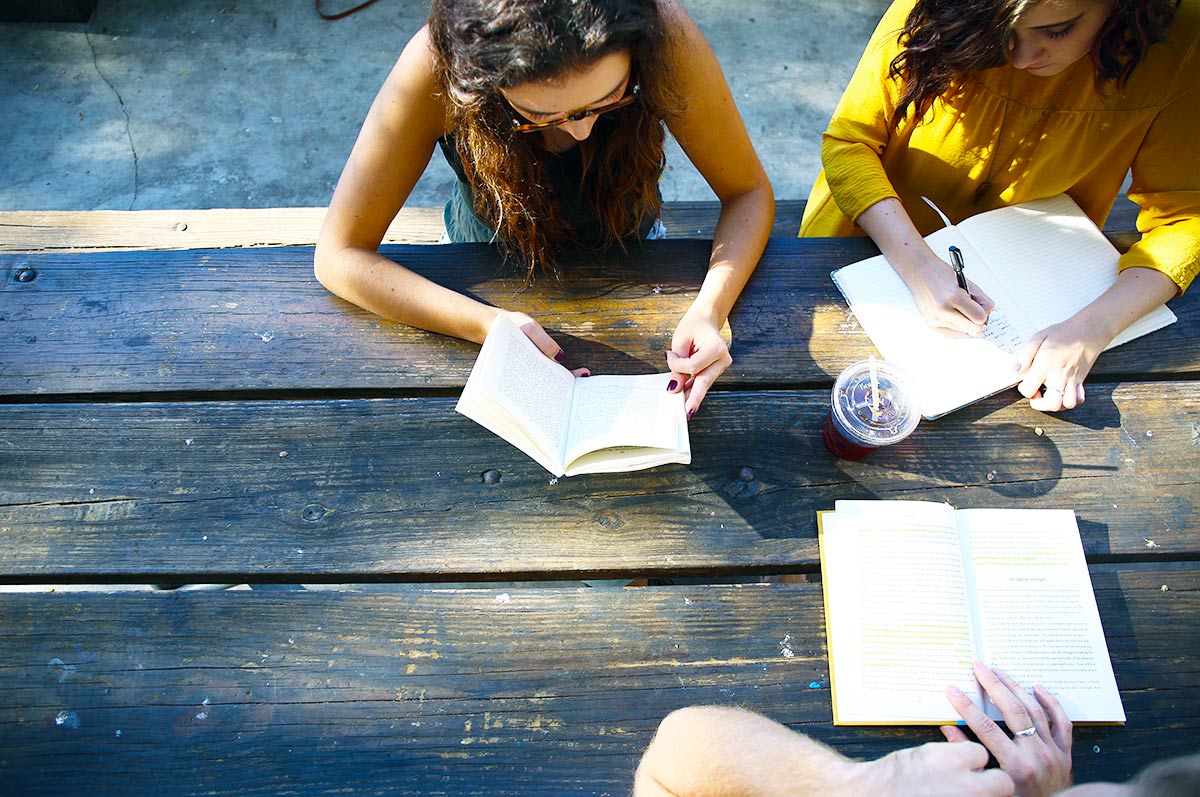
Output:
455 313 690 477
818 500 1125 726
831 194 1177 419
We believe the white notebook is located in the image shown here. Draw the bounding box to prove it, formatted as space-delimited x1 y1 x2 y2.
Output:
831 194 1177 419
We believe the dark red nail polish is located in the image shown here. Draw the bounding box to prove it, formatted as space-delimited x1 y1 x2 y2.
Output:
580 372 590 377
667 379 678 392
554 350 566 363
687 408 696 419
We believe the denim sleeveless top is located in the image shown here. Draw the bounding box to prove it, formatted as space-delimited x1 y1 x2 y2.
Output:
437 134 660 247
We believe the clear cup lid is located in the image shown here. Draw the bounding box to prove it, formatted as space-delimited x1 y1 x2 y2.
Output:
831 360 921 445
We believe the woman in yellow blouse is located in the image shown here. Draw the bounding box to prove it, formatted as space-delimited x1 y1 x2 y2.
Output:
802 0 1198 412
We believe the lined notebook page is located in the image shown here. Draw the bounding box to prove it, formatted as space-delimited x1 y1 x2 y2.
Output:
958 194 1176 345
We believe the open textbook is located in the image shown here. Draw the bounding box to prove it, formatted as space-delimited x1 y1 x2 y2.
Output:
831 194 1177 419
455 313 690 477
818 500 1125 726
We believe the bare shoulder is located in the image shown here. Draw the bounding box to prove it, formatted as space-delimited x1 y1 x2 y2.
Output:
658 0 711 57
372 24 447 138
654 0 728 102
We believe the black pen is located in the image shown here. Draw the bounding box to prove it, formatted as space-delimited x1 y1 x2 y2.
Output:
948 246 970 294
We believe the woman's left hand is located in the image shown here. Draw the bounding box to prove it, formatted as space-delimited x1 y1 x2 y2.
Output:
666 309 732 418
1014 315 1108 412
943 661 1074 797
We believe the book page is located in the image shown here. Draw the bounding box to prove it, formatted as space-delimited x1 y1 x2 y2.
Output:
957 194 1175 346
832 225 1037 418
455 314 577 476
563 373 685 466
957 508 1125 723
821 501 982 724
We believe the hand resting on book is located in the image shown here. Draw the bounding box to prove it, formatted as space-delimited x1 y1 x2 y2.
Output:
943 661 1074 797
1014 267 1179 412
633 664 1072 797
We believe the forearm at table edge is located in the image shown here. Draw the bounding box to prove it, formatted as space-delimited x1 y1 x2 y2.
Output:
853 197 935 284
1074 266 1181 347
632 706 861 797
313 241 498 345
694 184 774 325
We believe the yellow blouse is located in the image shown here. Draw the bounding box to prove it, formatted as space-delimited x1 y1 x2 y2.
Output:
800 0 1200 293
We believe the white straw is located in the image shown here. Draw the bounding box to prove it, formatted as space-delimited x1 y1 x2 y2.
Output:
869 355 881 421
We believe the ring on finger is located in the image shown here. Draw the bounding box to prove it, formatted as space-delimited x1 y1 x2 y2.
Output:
1013 726 1038 738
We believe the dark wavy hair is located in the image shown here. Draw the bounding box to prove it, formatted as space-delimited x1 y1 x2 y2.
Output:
428 0 682 279
887 0 1180 129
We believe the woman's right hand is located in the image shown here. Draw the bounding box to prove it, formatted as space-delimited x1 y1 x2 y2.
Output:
853 198 995 336
903 249 996 336
499 310 590 377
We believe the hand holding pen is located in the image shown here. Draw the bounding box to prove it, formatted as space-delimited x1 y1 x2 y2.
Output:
892 245 996 337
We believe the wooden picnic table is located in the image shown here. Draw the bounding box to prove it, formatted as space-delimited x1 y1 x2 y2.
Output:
1 203 1197 795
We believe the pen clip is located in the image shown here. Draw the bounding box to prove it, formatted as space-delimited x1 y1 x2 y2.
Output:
948 246 970 293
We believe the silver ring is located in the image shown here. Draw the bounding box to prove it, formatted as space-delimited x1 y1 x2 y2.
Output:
1013 726 1038 738
1045 387 1064 395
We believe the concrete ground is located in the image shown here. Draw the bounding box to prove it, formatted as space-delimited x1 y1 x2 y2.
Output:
0 0 888 212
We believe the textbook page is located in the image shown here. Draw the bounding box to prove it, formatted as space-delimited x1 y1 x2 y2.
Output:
455 313 576 476
832 225 1037 418
562 372 688 475
957 194 1176 346
821 500 983 724
957 508 1125 723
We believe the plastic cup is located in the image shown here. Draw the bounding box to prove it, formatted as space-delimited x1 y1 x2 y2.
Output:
824 360 921 460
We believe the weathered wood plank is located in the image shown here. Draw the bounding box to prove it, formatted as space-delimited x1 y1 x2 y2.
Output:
1 382 1195 582
0 202 808 253
3 239 1195 396
0 566 1194 794
0 207 440 252
0 197 1141 254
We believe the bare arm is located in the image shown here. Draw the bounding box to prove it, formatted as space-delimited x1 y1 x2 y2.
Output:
658 0 774 415
313 28 519 349
633 705 1014 797
633 706 858 797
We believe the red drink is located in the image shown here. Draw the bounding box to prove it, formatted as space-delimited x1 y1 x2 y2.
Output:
823 410 878 460
823 360 921 460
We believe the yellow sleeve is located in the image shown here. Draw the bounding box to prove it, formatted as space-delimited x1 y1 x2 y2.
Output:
820 0 913 224
1120 76 1200 294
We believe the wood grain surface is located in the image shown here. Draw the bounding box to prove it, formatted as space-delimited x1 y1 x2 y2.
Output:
1 382 1195 582
2 197 1192 793
0 566 1193 795
3 238 1195 396
0 201 809 253
0 197 1138 254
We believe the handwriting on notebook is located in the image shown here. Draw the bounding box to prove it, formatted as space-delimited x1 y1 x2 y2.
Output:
979 306 1024 355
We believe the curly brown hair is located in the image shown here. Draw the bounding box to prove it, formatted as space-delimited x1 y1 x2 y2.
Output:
428 0 683 279
887 0 1179 129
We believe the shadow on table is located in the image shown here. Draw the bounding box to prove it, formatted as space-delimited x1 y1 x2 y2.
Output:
688 387 1128 553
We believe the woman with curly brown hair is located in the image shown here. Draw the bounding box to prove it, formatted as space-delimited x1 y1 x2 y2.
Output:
801 0 1198 413
315 0 773 417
